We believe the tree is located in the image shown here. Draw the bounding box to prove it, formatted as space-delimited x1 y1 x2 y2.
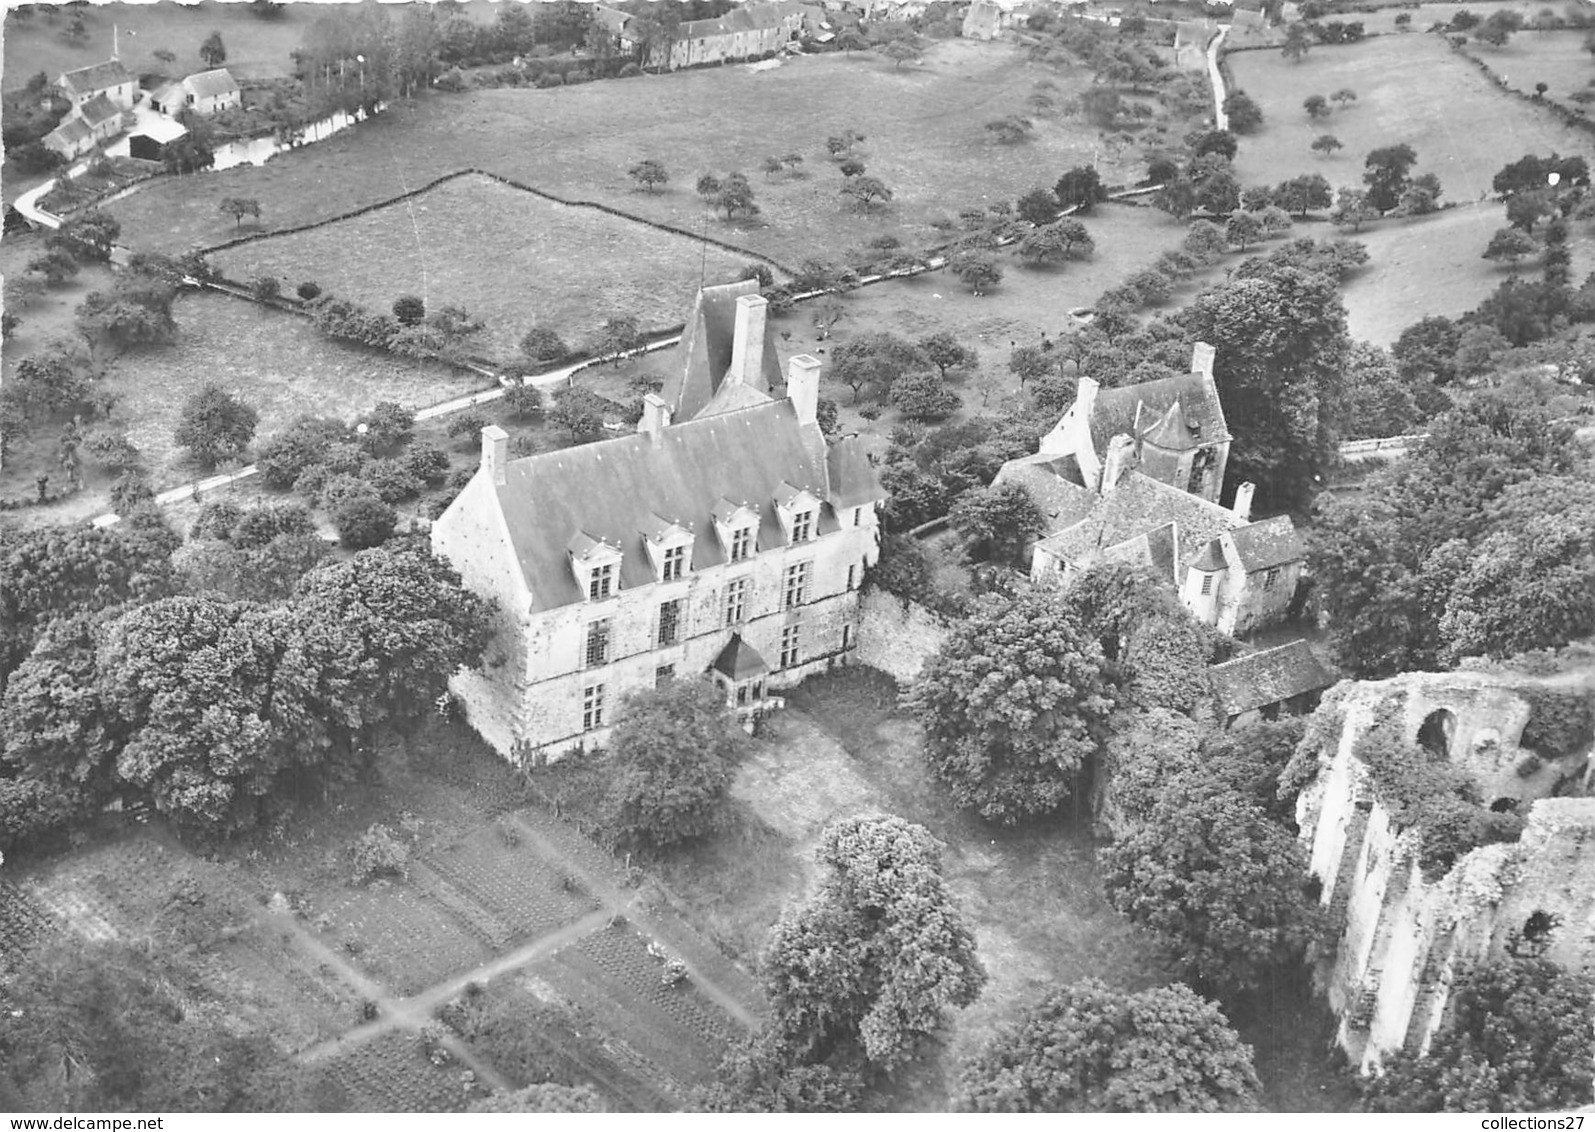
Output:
1330 87 1357 109
1191 129 1238 161
1310 133 1343 157
358 401 416 453
955 980 1261 1112
332 495 398 549
1225 211 1263 251
1340 341 1423 441
949 482 1043 567
905 591 1115 824
392 294 426 326
1015 186 1058 226
881 39 922 69
199 30 227 68
1475 9 1523 46
1505 189 1553 233
1055 165 1106 212
219 197 261 228
1100 771 1326 997
1331 187 1376 232
589 315 643 366
917 331 975 380
1303 93 1329 119
713 171 758 219
164 132 215 175
49 211 119 262
550 386 609 440
761 815 986 1073
1019 218 1094 267
950 250 1002 294
825 129 865 159
1482 226 1539 265
628 158 668 193
840 175 893 210
520 324 569 366
1398 172 1443 216
1223 91 1263 133
1363 143 1418 213
174 384 258 469
830 332 925 403
604 677 744 849
890 371 961 422
1360 959 1594 1112
1274 173 1333 218
75 280 179 357
28 247 80 287
1281 22 1312 62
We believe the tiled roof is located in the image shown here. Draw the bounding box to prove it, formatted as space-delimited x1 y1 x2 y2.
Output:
992 453 1097 535
151 81 183 107
1089 371 1230 452
1145 521 1178 580
1141 400 1198 451
60 59 133 95
1230 515 1303 571
1209 641 1334 718
184 68 239 99
489 398 881 611
1037 472 1241 580
1190 537 1226 572
592 5 633 33
660 279 782 423
713 634 770 680
77 93 121 128
46 118 93 148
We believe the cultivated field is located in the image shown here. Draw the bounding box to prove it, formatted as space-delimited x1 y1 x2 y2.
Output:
210 174 755 358
1229 33 1595 200
106 39 1173 268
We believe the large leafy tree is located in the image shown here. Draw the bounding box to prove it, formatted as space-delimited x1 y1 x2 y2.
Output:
1360 959 1595 1112
1176 262 1350 511
604 677 744 849
174 384 259 469
948 481 1043 567
955 979 1261 1112
905 591 1115 824
762 815 986 1073
1099 772 1327 997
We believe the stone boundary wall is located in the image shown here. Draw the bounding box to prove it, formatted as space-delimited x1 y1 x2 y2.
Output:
855 586 948 684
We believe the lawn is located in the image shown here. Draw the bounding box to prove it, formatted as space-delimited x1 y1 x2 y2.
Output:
210 173 756 360
106 38 1191 269
1228 33 1594 201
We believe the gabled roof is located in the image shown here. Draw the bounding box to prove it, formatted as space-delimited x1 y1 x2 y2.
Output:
1209 641 1334 718
77 93 121 129
660 279 783 423
714 634 770 681
151 80 183 106
59 60 133 95
486 398 881 611
592 4 633 34
1229 516 1303 571
1089 371 1230 452
131 115 189 144
184 68 239 99
1037 471 1241 582
992 452 1097 536
47 118 94 148
826 435 880 509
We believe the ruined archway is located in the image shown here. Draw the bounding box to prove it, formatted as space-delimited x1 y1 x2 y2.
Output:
1417 708 1456 762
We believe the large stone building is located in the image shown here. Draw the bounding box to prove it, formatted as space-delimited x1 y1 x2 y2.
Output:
996 343 1305 636
1295 665 1595 1072
432 284 884 763
643 1 817 70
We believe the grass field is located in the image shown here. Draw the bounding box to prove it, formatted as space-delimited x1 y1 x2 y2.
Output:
210 174 755 358
106 39 1181 268
1229 33 1594 200
1470 28 1595 105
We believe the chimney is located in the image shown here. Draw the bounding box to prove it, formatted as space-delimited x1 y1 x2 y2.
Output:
728 293 769 390
1232 482 1255 522
787 354 821 427
1191 341 1216 381
637 391 671 445
1100 433 1137 494
481 424 508 486
1076 375 1100 420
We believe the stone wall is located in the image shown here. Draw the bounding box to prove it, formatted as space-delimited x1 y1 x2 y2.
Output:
1294 667 1595 1070
854 587 948 684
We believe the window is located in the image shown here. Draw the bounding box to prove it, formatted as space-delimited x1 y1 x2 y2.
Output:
582 684 606 731
846 564 857 591
791 510 813 544
724 578 748 625
1264 567 1281 590
842 624 852 651
588 563 614 601
783 562 811 609
853 507 862 527
736 683 749 706
661 544 687 582
1200 574 1214 596
655 664 675 686
584 619 611 668
780 625 801 669
657 598 682 647
730 526 754 562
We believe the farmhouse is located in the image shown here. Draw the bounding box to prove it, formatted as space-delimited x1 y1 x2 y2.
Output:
997 343 1306 636
57 58 136 111
43 92 125 160
150 68 242 117
648 1 816 70
433 284 884 763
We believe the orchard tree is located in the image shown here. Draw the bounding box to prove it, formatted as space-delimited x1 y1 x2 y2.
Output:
890 371 960 421
905 591 1115 824
1015 186 1058 226
174 384 258 469
1310 133 1343 158
1331 87 1358 109
392 294 426 326
840 175 893 211
1281 22 1312 62
1274 173 1333 218
604 677 745 850
761 815 986 1072
1223 91 1263 133
200 30 227 67
830 331 927 402
917 331 975 380
1482 227 1539 265
1019 218 1094 267
881 39 922 69
948 481 1043 566
628 158 668 193
520 324 569 366
589 314 643 365
49 211 120 262
1225 211 1263 251
1303 93 1329 119
1055 165 1106 212
1331 187 1376 231
1363 143 1418 213
950 250 1002 294
550 386 610 440
955 980 1261 1113
219 197 261 228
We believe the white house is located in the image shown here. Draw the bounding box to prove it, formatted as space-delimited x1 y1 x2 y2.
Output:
57 59 136 111
43 92 126 159
151 68 242 117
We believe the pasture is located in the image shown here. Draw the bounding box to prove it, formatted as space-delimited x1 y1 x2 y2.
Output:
106 39 1179 268
210 174 754 359
1473 28 1595 106
1228 33 1593 200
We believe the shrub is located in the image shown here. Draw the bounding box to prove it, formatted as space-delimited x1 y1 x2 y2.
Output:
251 275 281 302
84 428 142 473
333 495 398 549
358 401 416 453
392 294 426 327
349 824 409 883
233 502 315 550
296 281 322 301
256 416 347 489
405 443 452 485
435 67 466 92
364 458 424 504
536 71 565 88
446 409 490 443
618 62 643 78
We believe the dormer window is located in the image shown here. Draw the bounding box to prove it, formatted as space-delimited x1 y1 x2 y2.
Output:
642 514 693 584
714 498 760 563
791 510 813 544
569 531 622 602
589 563 615 601
774 482 822 547
662 545 686 582
730 526 754 562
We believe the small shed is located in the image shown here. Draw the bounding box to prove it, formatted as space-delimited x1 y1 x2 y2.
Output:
1209 640 1335 729
128 115 190 162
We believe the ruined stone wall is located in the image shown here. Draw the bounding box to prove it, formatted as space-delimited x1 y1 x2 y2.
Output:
854 587 949 684
1295 668 1595 1071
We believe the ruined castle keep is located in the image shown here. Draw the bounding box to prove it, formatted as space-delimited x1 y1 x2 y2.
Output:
1293 662 1595 1071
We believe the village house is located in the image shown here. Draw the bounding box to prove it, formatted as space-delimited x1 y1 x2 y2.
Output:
43 92 126 161
56 59 137 111
646 1 817 70
432 281 884 763
994 343 1306 636
150 68 242 117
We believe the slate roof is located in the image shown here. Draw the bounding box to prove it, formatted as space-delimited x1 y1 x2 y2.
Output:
1209 641 1334 718
489 399 882 611
713 634 770 680
592 5 633 34
46 118 93 149
1230 515 1303 572
1190 537 1226 572
78 93 122 129
184 68 239 100
1089 371 1230 452
991 452 1097 536
151 81 183 108
661 279 783 422
60 60 133 96
1036 472 1241 581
